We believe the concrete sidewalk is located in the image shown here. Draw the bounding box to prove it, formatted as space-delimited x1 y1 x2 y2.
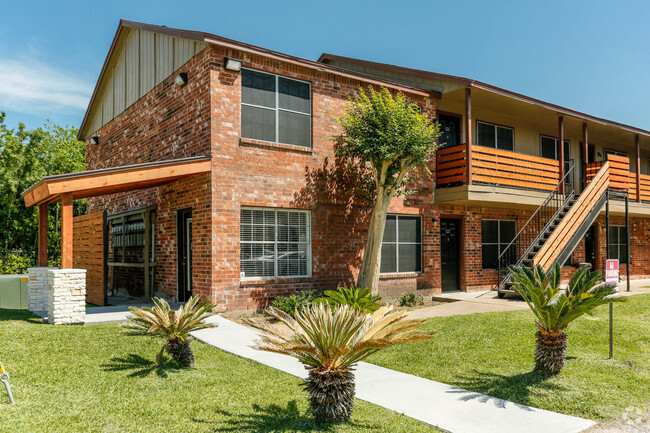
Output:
191 315 596 433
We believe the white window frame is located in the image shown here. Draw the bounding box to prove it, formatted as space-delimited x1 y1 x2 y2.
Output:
476 120 515 150
241 68 312 147
380 215 423 274
240 207 312 280
604 149 627 159
481 219 516 270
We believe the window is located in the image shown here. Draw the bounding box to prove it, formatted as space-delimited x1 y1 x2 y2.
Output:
540 136 572 184
608 225 628 264
605 149 627 159
380 215 422 273
477 121 514 151
241 69 311 147
240 208 311 279
481 220 516 269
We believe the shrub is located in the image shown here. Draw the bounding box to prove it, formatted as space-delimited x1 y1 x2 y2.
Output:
399 292 421 307
246 303 436 423
0 252 34 274
123 295 216 367
323 286 382 313
269 290 321 316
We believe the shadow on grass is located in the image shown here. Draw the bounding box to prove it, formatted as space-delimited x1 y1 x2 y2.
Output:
195 400 381 432
101 354 181 378
450 370 565 408
0 309 46 324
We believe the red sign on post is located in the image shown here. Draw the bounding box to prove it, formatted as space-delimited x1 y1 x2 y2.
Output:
605 259 619 285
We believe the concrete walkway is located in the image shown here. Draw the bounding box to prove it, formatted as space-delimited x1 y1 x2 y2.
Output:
191 314 596 433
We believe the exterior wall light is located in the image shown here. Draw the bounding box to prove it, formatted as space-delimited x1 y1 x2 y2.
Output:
89 136 99 145
174 72 188 87
224 57 242 72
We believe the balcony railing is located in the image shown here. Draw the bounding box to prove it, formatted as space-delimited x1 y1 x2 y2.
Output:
436 144 561 191
586 154 650 202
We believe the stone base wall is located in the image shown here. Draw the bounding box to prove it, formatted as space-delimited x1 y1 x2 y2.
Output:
27 267 57 313
47 269 87 325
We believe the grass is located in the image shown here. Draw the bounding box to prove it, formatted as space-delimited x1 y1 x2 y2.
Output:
368 294 650 421
0 310 440 433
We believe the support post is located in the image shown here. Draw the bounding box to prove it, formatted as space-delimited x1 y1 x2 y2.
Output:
61 193 73 269
606 190 612 359
38 203 48 267
559 116 565 194
628 134 641 202
465 87 472 185
582 123 589 189
626 195 631 292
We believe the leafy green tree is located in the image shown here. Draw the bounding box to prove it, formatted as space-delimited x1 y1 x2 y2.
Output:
335 87 440 295
0 112 85 263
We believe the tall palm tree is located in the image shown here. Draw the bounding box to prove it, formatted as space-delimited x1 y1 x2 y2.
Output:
509 263 621 375
123 295 216 367
245 303 435 423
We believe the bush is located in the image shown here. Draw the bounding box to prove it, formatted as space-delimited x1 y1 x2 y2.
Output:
269 290 322 316
399 292 421 307
0 252 34 274
323 286 382 313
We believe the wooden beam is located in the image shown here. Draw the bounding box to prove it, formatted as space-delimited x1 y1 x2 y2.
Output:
559 116 565 194
583 123 589 189
628 134 641 202
38 203 48 266
61 193 73 269
465 87 472 185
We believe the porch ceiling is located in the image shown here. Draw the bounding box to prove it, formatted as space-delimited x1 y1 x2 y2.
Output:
22 155 211 207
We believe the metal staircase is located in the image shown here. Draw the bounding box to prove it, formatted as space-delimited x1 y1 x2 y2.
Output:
497 161 611 297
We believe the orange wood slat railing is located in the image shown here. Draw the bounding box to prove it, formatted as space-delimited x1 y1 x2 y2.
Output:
436 144 561 191
586 155 630 193
534 162 610 272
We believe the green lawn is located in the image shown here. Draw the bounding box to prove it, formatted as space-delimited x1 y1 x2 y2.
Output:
0 310 439 433
368 294 650 421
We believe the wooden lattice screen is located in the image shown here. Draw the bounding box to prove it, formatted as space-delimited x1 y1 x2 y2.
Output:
73 211 107 305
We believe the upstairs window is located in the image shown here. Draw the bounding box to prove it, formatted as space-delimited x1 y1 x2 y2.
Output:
477 121 514 151
241 69 311 147
540 136 571 184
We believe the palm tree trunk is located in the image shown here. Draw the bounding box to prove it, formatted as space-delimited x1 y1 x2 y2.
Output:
356 194 390 296
304 368 355 424
534 329 568 375
165 337 195 367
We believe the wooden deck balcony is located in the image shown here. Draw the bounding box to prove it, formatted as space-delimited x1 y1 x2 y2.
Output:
436 144 561 192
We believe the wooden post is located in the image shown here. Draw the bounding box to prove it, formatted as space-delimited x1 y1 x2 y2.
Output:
583 123 589 189
61 193 73 269
628 134 641 202
38 203 48 266
558 117 565 194
465 87 472 185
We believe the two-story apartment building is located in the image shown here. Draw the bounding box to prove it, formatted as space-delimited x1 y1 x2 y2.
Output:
23 20 650 311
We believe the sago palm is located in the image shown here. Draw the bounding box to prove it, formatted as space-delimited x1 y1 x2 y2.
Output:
509 263 621 375
323 286 382 313
123 295 216 367
245 303 435 424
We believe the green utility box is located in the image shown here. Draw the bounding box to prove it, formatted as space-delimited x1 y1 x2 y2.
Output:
0 274 29 309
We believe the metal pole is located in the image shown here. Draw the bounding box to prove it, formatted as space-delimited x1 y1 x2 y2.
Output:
606 191 613 359
626 195 631 292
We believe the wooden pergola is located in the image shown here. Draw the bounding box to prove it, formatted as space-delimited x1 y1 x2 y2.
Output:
22 156 211 269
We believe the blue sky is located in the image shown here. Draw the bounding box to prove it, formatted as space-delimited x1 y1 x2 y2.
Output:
1 0 650 131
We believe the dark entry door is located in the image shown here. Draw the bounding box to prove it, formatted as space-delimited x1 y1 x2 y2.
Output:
437 114 461 149
177 209 193 302
441 219 460 291
584 225 597 269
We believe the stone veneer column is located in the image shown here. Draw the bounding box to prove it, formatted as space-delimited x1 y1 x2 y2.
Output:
27 267 58 313
47 269 87 325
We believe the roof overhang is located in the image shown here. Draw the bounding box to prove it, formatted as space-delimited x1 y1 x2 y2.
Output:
318 53 650 138
22 156 211 207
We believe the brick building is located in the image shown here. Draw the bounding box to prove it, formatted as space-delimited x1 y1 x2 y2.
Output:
24 20 650 311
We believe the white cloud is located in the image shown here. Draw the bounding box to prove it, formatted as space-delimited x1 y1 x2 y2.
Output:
0 57 93 115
